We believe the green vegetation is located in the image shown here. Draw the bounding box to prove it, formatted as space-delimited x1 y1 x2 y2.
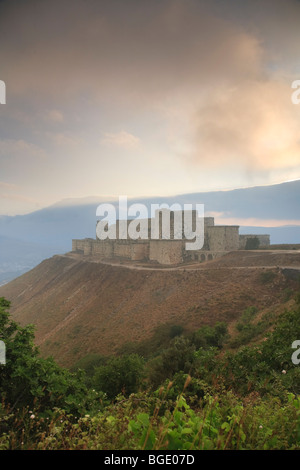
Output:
1 292 300 450
245 237 260 250
259 270 277 284
228 305 269 347
0 298 103 417
92 354 145 399
117 322 184 358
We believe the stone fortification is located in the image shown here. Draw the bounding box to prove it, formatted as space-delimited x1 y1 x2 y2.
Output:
239 234 270 249
72 210 270 265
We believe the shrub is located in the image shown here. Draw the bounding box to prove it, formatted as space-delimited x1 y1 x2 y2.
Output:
259 270 277 284
245 237 260 250
0 297 100 416
92 354 145 399
189 322 228 349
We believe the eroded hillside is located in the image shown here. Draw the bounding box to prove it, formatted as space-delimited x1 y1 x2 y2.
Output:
0 251 299 367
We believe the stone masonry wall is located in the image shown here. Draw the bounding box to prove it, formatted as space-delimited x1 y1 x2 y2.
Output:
207 226 240 251
73 215 270 265
113 240 131 259
91 240 113 257
149 240 184 264
72 239 93 255
239 234 270 249
130 241 149 261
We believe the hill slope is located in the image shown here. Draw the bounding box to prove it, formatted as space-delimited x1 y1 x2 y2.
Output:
0 251 299 367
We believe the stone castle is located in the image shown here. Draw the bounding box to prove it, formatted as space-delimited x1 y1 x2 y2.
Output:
72 209 270 265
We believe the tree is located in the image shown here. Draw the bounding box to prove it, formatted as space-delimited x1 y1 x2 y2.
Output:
245 237 260 250
92 354 145 399
0 297 97 415
147 337 196 388
190 322 228 349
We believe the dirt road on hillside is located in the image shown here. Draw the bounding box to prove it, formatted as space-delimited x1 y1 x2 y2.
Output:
64 250 300 272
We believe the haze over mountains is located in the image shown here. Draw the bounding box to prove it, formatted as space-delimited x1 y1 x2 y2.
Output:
0 180 299 284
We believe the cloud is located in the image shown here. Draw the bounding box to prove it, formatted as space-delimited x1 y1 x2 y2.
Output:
44 109 64 123
188 78 300 177
0 139 46 161
0 181 42 215
0 0 264 102
50 132 82 148
0 192 38 204
0 0 300 213
0 181 17 190
100 131 141 149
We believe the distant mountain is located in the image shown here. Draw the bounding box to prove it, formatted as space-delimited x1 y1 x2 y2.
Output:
180 180 300 221
0 180 299 282
0 235 66 285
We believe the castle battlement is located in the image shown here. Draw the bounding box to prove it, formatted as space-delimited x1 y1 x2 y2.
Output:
72 211 270 265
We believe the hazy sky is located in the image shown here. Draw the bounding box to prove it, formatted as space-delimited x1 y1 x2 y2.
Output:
0 0 300 215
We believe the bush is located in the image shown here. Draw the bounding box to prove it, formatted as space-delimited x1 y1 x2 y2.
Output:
259 270 277 284
147 337 196 388
245 237 260 250
0 297 100 416
2 295 300 450
71 353 107 378
118 323 184 358
189 322 228 349
92 354 145 399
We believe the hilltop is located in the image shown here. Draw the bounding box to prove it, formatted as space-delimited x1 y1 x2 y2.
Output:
1 179 300 283
0 249 299 367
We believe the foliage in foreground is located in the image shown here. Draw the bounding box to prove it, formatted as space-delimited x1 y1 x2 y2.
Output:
1 292 300 450
1 387 299 450
0 298 104 417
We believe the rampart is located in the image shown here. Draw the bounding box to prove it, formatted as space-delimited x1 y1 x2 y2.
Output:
239 234 270 249
72 212 270 265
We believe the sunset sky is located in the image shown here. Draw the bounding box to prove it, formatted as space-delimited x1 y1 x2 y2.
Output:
0 0 300 215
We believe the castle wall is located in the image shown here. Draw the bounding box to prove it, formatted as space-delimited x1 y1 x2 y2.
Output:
72 239 84 252
72 239 93 255
149 240 184 265
91 239 114 257
239 234 270 249
113 240 131 259
190 250 228 262
73 214 270 265
204 217 214 227
130 241 149 260
207 226 240 251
